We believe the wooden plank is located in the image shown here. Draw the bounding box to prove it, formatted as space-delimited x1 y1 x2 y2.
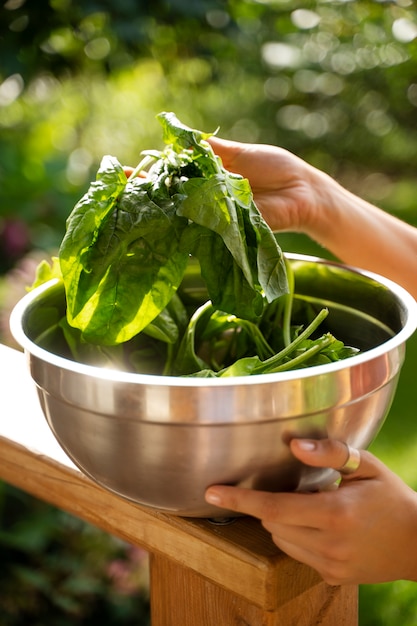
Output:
0 344 358 623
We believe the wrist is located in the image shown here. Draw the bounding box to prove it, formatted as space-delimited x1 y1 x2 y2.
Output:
303 168 347 246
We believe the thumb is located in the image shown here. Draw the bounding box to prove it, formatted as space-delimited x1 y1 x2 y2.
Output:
290 438 383 481
207 136 243 171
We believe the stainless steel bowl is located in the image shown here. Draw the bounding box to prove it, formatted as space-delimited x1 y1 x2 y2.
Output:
10 254 417 517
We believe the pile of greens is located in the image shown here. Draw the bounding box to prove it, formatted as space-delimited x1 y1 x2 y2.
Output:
33 112 358 377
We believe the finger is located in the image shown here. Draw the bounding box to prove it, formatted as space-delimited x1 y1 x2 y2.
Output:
123 166 148 179
205 484 279 519
207 136 245 171
289 438 383 481
205 484 368 585
205 485 336 528
207 135 241 151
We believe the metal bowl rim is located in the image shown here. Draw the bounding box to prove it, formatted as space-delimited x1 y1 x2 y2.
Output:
9 253 417 388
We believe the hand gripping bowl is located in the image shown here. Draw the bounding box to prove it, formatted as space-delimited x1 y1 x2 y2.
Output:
10 254 417 517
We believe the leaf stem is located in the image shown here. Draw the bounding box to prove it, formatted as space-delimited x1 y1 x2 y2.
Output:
127 154 156 181
253 307 329 374
261 334 335 373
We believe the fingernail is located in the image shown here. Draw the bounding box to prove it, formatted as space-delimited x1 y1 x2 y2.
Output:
205 489 222 505
295 439 317 451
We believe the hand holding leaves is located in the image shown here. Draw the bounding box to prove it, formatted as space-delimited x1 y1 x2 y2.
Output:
59 112 288 345
36 112 357 376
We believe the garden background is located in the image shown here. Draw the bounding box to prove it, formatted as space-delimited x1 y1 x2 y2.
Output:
1 0 417 624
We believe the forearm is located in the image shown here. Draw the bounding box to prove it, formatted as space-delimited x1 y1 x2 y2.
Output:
309 172 417 300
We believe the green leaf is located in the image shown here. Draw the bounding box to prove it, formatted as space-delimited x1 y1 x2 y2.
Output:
178 176 254 287
219 356 261 377
180 222 264 320
30 257 62 289
59 155 128 321
143 294 186 344
201 310 274 361
61 176 189 344
246 200 289 302
169 301 212 375
157 111 213 152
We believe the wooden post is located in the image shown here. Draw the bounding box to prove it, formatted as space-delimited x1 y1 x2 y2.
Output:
149 552 356 626
0 344 358 625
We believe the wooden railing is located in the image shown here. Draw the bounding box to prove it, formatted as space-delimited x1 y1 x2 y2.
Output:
0 343 358 625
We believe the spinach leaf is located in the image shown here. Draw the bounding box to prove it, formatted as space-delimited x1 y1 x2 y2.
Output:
179 222 265 320
31 256 62 288
179 307 358 378
60 155 127 317
170 301 212 376
178 176 254 287
157 111 216 167
60 173 189 344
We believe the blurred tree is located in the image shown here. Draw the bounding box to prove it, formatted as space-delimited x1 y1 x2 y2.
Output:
0 1 416 275
0 0 225 79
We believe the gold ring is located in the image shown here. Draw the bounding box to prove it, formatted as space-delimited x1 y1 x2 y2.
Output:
337 444 361 475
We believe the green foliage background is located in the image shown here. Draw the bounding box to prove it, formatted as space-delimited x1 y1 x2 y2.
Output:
1 0 417 623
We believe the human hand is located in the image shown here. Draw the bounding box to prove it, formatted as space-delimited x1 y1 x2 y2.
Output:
208 136 331 234
205 438 417 585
